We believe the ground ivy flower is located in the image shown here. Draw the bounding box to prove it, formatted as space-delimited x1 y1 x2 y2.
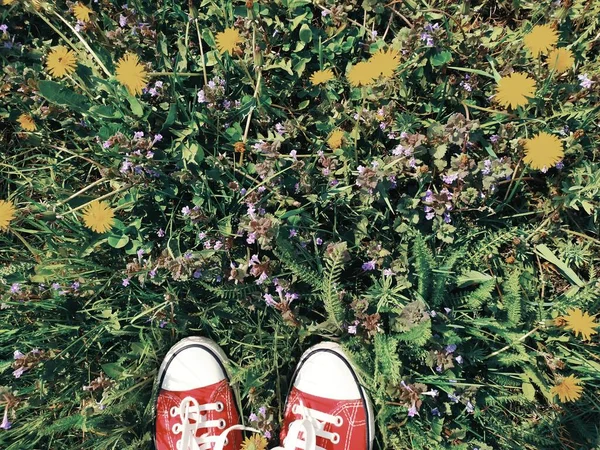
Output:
524 24 558 57
577 73 593 89
1 408 11 430
523 131 564 170
362 260 376 271
550 374 583 402
46 46 77 78
122 278 130 287
495 72 536 109
82 200 115 233
115 53 148 96
215 27 242 55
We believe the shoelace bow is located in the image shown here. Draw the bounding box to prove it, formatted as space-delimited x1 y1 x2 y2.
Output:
171 396 260 450
271 402 342 450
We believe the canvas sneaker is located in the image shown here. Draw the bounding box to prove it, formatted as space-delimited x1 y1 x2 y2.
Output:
154 337 253 450
276 342 375 450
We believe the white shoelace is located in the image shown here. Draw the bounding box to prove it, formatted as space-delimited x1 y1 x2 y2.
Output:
170 396 260 450
271 403 343 450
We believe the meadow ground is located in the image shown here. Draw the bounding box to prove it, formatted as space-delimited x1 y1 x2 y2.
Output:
1 0 600 448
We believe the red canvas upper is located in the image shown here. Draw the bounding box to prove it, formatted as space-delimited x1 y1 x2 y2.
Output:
155 379 241 450
280 386 368 450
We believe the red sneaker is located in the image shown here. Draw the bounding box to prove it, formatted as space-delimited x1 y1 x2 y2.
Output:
154 337 245 450
277 342 375 450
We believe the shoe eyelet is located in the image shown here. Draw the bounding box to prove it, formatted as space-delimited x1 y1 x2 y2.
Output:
215 402 224 412
170 406 178 417
331 433 340 444
218 419 227 429
292 404 300 414
334 416 344 427
224 438 229 445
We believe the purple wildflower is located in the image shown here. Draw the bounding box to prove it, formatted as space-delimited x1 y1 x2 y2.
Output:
264 293 276 306
556 160 564 170
213 241 223 250
289 229 297 238
249 413 258 422
182 206 191 216
448 393 460 403
0 24 8 33
446 344 457 353
1 409 11 430
431 407 441 417
197 90 206 103
362 260 376 271
13 367 25 378
578 74 594 89
316 237 323 245
71 281 80 290
119 14 127 27
10 283 20 294
122 278 130 287
466 401 474 413
14 350 24 360
51 283 60 290
157 228 165 237
348 325 357 334
258 406 267 417
193 269 202 279
455 355 463 364
407 405 419 417
133 131 144 140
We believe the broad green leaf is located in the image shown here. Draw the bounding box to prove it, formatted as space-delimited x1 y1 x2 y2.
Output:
127 94 144 117
457 270 495 288
534 244 585 287
38 80 90 113
107 233 129 248
430 50 452 67
299 23 312 43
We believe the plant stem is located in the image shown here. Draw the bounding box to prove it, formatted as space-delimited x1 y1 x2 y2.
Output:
52 11 111 77
194 18 209 86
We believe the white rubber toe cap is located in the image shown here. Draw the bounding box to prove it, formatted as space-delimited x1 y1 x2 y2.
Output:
158 337 229 391
293 342 361 400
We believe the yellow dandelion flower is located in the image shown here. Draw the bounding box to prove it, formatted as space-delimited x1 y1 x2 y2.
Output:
347 61 377 87
310 69 334 86
0 199 16 231
73 2 92 22
82 200 115 233
494 72 536 109
547 47 574 73
46 46 77 78
215 28 242 55
563 308 598 341
18 113 36 131
327 129 345 149
369 48 400 78
550 375 583 403
240 434 268 450
1 0 16 5
115 53 148 96
523 131 564 170
524 24 558 57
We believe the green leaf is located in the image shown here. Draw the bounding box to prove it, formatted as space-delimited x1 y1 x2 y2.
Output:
101 363 124 379
522 382 536 401
89 105 122 119
107 233 129 249
127 94 144 117
162 103 177 130
534 244 585 287
299 23 312 43
38 80 90 113
457 270 495 288
430 50 452 67
448 66 495 79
